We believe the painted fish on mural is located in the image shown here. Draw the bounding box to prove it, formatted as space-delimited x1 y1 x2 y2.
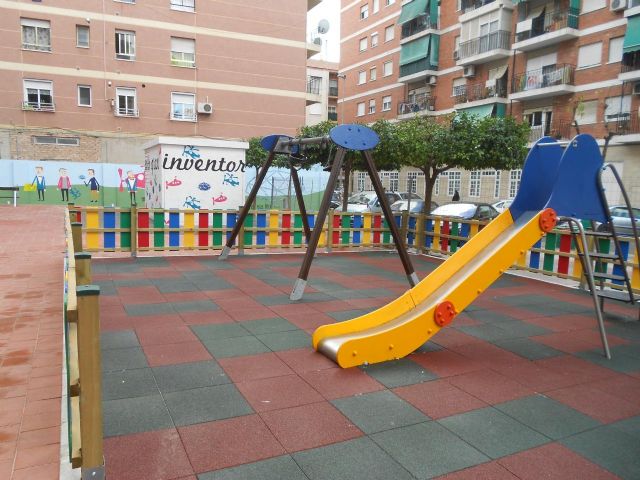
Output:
198 182 211 191
223 173 240 187
78 174 86 181
165 177 182 190
183 145 200 159
183 195 201 210
214 193 227 203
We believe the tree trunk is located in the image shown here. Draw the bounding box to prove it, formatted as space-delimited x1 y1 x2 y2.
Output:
422 168 436 214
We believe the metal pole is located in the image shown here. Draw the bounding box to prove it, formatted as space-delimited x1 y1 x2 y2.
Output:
361 150 418 287
290 147 347 300
290 166 311 241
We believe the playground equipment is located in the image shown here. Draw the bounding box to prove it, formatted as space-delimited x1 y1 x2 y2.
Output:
313 134 622 368
219 124 419 300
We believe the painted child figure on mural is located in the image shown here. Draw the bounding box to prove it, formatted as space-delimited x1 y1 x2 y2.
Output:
125 170 137 206
32 166 46 201
57 168 71 202
85 168 100 203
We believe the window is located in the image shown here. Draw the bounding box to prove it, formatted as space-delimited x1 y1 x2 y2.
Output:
116 0 136 3
389 171 399 191
369 99 376 114
604 95 632 121
434 174 440 195
115 87 137 116
360 4 369 19
608 37 624 64
76 25 90 48
21 18 51 52
358 70 367 84
447 172 461 197
574 100 598 125
469 171 481 198
170 0 195 12
452 77 466 96
115 30 136 60
171 37 195 67
385 25 394 42
328 105 337 120
23 79 54 111
370 66 377 81
454 36 460 59
308 75 322 94
581 0 606 13
577 42 602 69
359 37 367 51
77 85 91 107
383 61 393 76
494 171 501 198
373 0 380 13
371 33 379 48
33 136 79 146
386 0 395 5
382 95 391 111
357 102 366 117
171 92 196 121
407 172 420 193
357 172 367 191
509 170 522 198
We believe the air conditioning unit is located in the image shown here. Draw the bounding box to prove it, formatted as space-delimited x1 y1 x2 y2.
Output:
453 50 460 61
463 65 475 78
633 82 640 95
428 104 436 111
610 0 627 11
197 102 213 114
428 75 437 85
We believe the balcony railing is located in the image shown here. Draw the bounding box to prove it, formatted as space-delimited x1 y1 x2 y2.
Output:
329 86 338 97
528 120 572 143
621 52 640 74
515 9 579 43
608 113 640 135
22 101 55 112
461 0 496 13
401 15 438 39
454 82 507 104
458 30 511 60
399 57 438 78
115 107 139 117
22 42 51 52
328 112 338 121
398 93 436 115
307 81 321 95
512 64 575 93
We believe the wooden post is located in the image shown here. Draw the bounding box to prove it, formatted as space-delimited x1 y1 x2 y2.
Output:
238 221 245 255
415 213 425 252
131 206 138 258
71 222 83 253
327 209 334 253
74 252 92 286
400 211 409 248
76 285 104 480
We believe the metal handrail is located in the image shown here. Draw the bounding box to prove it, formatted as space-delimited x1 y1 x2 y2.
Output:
453 82 507 104
398 93 436 115
458 30 511 60
515 8 579 42
512 64 575 93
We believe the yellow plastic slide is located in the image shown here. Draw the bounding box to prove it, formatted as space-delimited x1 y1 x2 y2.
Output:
312 208 556 368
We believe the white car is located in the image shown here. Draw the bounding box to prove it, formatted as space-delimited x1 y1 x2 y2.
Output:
492 199 513 213
335 191 403 213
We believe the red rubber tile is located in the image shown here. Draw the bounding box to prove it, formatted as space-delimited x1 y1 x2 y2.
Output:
435 461 519 479
236 374 323 412
534 356 621 386
300 367 384 400
116 285 165 304
260 401 363 452
130 314 185 329
135 325 198 346
179 414 284 473
531 331 624 354
450 341 529 368
14 444 58 470
218 352 294 383
546 382 640 423
524 314 598 332
162 291 209 303
431 328 483 349
590 375 640 404
394 379 488 419
498 443 620 479
226 307 281 322
100 315 135 332
490 360 580 392
281 311 337 331
275 348 337 374
411 349 484 378
179 310 234 325
308 300 355 313
447 369 534 405
104 428 193 480
142 341 212 367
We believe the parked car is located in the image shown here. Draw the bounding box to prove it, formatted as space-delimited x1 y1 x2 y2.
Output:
492 199 513 213
431 202 500 221
335 191 403 213
596 205 640 237
391 199 439 213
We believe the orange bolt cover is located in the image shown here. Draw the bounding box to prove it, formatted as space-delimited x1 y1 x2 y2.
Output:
539 208 557 233
434 301 457 327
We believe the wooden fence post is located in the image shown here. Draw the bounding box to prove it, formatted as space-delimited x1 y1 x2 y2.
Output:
71 222 83 252
400 211 409 248
74 252 92 286
76 285 104 480
131 206 138 257
327 209 334 253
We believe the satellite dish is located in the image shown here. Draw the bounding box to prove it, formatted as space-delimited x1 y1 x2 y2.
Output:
318 19 330 34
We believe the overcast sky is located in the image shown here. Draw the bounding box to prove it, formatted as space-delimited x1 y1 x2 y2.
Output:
307 0 340 63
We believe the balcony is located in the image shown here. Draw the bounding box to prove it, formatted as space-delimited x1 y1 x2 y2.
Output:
401 15 438 40
328 112 338 121
619 52 640 83
329 86 338 97
22 101 55 112
608 113 640 144
510 64 575 101
399 58 438 82
115 107 139 118
306 80 322 106
461 0 495 13
513 9 579 52
457 30 511 66
528 120 572 143
460 0 513 22
454 82 507 106
397 93 436 118
170 0 195 12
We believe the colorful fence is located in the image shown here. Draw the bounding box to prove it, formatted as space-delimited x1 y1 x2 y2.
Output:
71 206 640 293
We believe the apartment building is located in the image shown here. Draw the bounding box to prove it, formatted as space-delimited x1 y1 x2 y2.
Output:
306 59 340 125
340 0 640 205
1 0 321 164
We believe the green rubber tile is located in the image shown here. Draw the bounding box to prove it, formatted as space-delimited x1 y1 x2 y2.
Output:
102 346 149 372
254 295 295 306
495 394 601 440
107 264 141 273
491 320 550 338
361 358 437 388
102 367 158 401
239 318 299 335
152 279 197 293
163 384 253 426
171 300 219 313
191 323 251 341
199 455 307 480
561 424 640 479
103 394 173 437
100 330 140 350
466 311 517 324
439 407 549 459
492 338 563 361
577 347 640 373
610 416 640 440
328 310 370 322
329 289 393 300
256 330 311 352
457 324 519 342
607 325 640 343
202 336 271 358
370 421 488 479
496 295 551 307
331 390 429 434
198 258 235 270
413 341 443 354
293 437 414 480
124 302 176 316
95 281 117 296
152 360 230 393
113 278 152 287
137 257 169 266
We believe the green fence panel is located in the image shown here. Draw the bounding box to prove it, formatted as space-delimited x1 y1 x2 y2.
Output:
341 214 350 245
244 214 254 246
294 214 303 245
153 211 165 248
120 210 131 249
543 232 557 272
212 212 223 246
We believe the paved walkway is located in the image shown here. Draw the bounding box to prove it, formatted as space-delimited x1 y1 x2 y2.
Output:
96 251 640 480
0 206 67 480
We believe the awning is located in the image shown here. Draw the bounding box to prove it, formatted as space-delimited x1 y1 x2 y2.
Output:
489 65 508 80
458 103 496 117
430 34 440 66
400 35 430 66
516 6 545 33
429 0 438 24
624 15 640 54
495 104 506 118
398 0 428 25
